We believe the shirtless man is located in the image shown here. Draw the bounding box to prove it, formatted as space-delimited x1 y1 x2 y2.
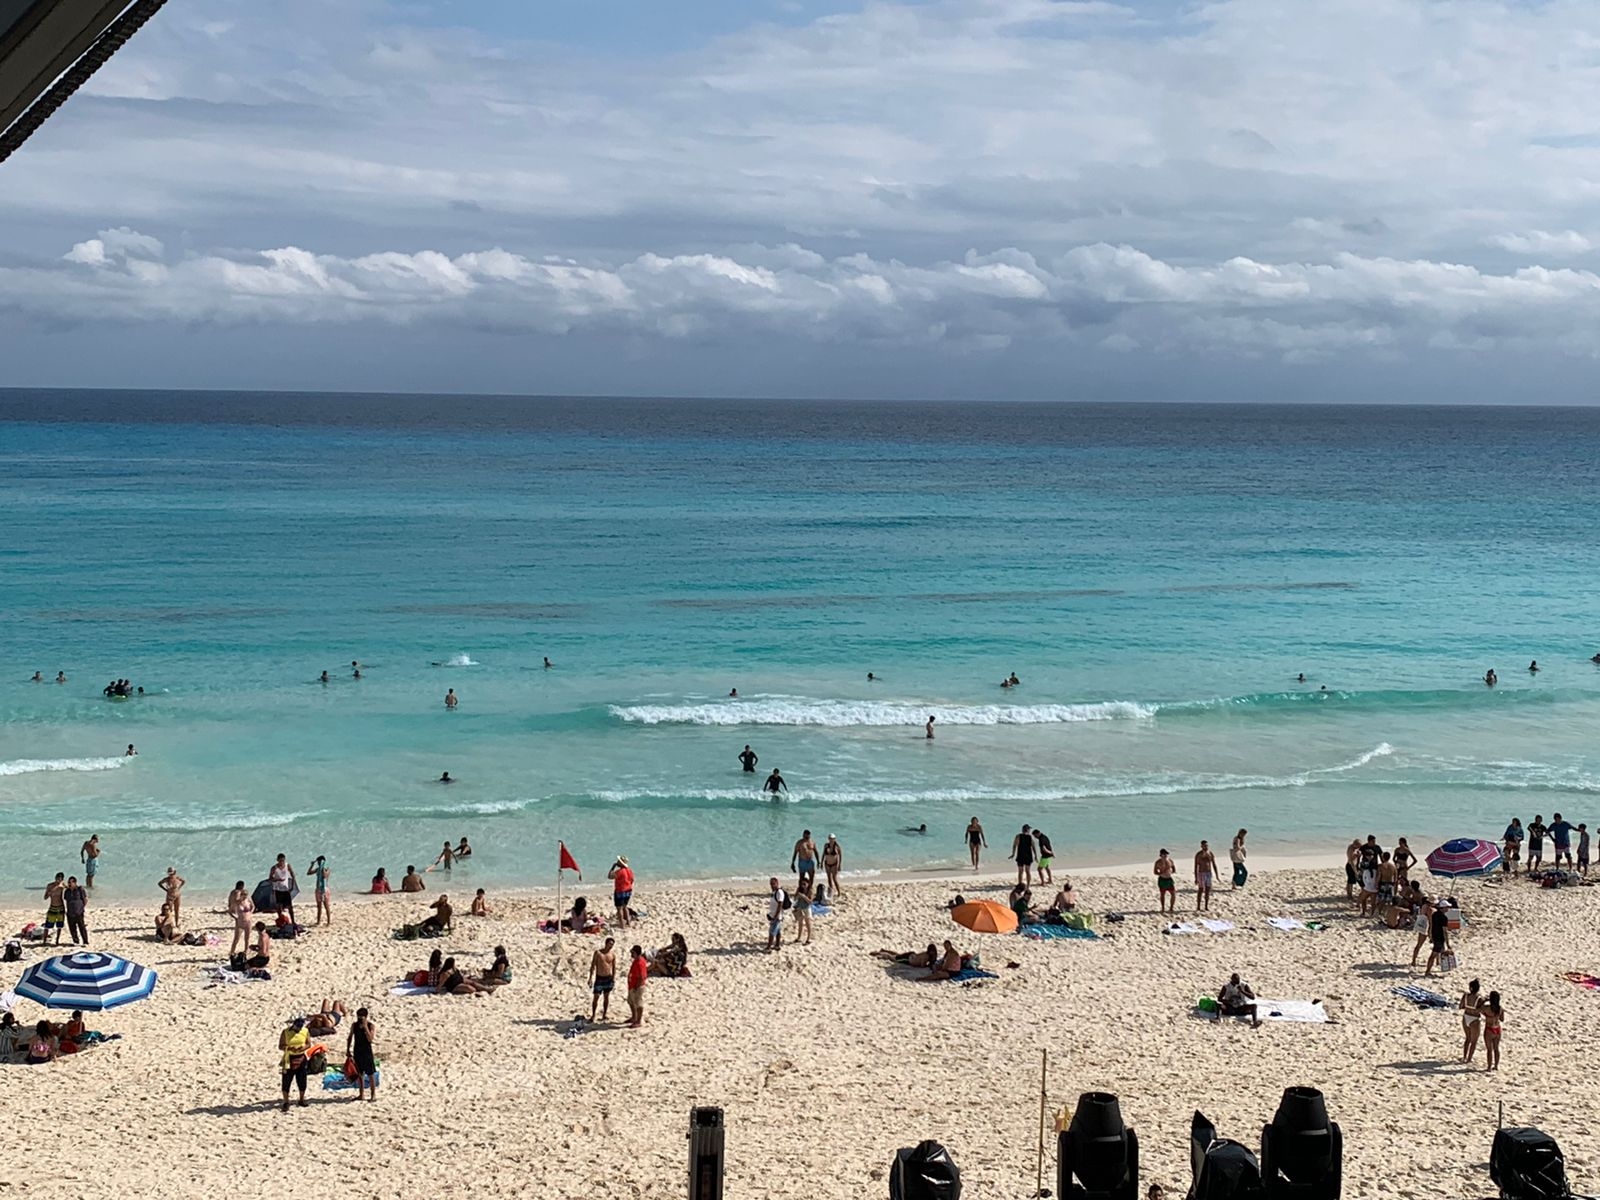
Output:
445 688 458 710
80 834 100 890
158 867 187 926
588 937 618 1021
432 842 455 873
227 880 254 957
1153 848 1177 914
965 817 987 870
1194 841 1219 912
1011 823 1037 886
1373 851 1398 919
1344 838 1363 900
925 715 935 740
43 873 67 944
401 865 426 892
791 831 818 890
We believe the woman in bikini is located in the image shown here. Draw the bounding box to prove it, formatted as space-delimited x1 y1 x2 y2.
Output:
1482 991 1503 1071
1460 978 1484 1062
821 836 844 898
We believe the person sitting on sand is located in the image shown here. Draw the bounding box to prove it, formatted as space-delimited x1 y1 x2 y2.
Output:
401 866 425 893
480 945 512 989
25 1019 58 1065
419 895 452 935
1008 882 1035 925
1048 881 1079 913
247 921 272 969
422 948 443 988
650 932 690 978
307 1000 347 1036
925 940 967 981
436 955 491 996
370 868 392 894
470 888 489 917
154 903 178 944
1218 973 1262 1028
0 1013 25 1063
564 896 603 933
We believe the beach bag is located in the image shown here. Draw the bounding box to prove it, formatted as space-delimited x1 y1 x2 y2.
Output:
343 1055 358 1081
2 940 20 962
307 1049 327 1074
779 891 792 911
229 952 247 971
412 969 430 987
1440 950 1458 974
398 923 419 940
890 1139 962 1200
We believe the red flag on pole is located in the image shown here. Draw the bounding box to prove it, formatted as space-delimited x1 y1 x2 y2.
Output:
559 842 581 880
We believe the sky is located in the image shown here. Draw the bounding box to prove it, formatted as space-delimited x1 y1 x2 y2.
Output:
3 0 1600 401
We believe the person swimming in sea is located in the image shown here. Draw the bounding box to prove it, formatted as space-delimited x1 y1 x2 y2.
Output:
55 671 67 684
1528 660 1540 673
1297 673 1306 683
901 823 928 835
439 772 454 784
867 672 877 682
30 671 41 682
445 688 458 709
455 837 472 859
543 657 552 669
352 667 363 679
1484 668 1498 687
319 670 330 683
925 715 935 740
763 769 788 797
728 687 738 698
125 744 137 757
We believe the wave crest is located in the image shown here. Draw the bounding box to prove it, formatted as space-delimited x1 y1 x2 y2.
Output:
0 757 127 777
608 697 1155 728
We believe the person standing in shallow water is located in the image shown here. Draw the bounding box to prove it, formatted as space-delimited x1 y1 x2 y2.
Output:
965 817 987 870
738 744 758 773
763 768 787 798
444 688 457 710
80 834 100 889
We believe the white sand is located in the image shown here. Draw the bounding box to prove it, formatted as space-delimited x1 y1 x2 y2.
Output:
3 864 1598 1198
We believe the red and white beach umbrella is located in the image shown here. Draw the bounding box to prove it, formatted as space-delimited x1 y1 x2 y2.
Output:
1425 838 1502 877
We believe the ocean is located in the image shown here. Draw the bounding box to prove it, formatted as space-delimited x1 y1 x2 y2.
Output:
3 391 1598 900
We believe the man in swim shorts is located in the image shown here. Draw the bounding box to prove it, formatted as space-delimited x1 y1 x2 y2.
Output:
1194 841 1218 912
1154 849 1177 914
1032 828 1055 886
1011 824 1036 886
791 831 818 890
43 873 66 944
588 937 617 1021
80 835 100 889
1549 812 1575 870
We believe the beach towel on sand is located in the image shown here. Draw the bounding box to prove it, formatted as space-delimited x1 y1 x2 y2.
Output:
943 966 998 983
1562 972 1600 990
1266 917 1306 932
1199 919 1234 933
1164 922 1203 935
389 981 433 997
1022 925 1098 941
1252 1000 1328 1024
1391 985 1451 1008
322 1068 379 1090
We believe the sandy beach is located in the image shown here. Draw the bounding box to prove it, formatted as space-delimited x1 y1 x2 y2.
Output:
3 859 1598 1199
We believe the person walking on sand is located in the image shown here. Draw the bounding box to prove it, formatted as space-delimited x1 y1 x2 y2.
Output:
1483 991 1504 1071
158 866 186 926
738 744 758 773
965 817 987 870
348 1008 378 1101
764 768 788 798
1194 841 1218 911
791 830 818 891
608 856 635 929
43 873 67 944
63 876 88 945
588 937 617 1021
1423 901 1451 977
821 834 843 897
766 877 788 952
1230 830 1248 890
792 880 814 945
1010 823 1037 887
307 855 332 926
1154 848 1177 914
1409 894 1436 967
228 880 254 957
80 834 100 889
270 854 296 924
279 1017 311 1112
445 688 457 710
1033 828 1055 886
626 944 648 1028
1460 978 1484 1063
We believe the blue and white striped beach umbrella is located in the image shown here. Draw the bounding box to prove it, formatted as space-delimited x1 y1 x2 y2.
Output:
15 951 157 1010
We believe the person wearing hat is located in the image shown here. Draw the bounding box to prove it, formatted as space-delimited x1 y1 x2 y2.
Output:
279 1016 311 1111
608 856 635 929
821 835 844 898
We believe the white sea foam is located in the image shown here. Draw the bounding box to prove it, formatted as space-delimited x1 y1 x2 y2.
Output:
437 653 478 667
0 756 126 777
1314 743 1395 774
608 696 1157 728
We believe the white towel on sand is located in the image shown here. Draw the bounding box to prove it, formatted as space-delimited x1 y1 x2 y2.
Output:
1266 917 1307 932
1164 922 1202 935
389 981 433 997
1246 999 1328 1024
1200 919 1235 933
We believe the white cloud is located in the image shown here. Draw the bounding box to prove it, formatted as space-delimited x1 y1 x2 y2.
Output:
1486 230 1594 256
9 228 1600 362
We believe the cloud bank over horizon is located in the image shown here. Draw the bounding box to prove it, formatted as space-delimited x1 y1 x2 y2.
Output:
4 0 1600 399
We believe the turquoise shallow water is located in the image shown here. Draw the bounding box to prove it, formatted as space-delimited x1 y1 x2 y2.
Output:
3 392 1600 899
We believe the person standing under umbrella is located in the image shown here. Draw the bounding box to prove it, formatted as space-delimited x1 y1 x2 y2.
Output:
279 1017 310 1111
62 875 88 946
